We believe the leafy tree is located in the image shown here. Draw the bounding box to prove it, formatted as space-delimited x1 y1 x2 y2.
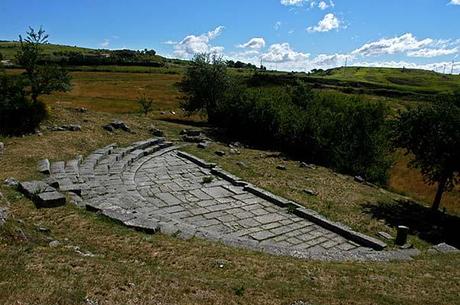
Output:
392 100 460 211
178 53 230 123
16 27 71 103
137 94 154 116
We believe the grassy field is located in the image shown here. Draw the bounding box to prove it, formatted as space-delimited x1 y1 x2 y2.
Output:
1 63 459 304
311 67 460 94
0 105 459 304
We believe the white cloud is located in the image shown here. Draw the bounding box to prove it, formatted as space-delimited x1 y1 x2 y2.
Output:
100 39 110 48
173 26 225 58
352 33 433 56
280 0 304 6
238 37 266 49
274 21 282 31
307 13 341 32
162 40 178 45
407 47 458 58
318 1 334 10
261 43 310 63
449 0 460 5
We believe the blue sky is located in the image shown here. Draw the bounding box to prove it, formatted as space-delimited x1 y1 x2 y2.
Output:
1 0 460 72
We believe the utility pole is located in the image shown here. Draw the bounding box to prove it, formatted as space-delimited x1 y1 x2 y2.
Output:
443 64 447 74
451 60 455 75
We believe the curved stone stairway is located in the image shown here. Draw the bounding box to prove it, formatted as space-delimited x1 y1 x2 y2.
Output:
23 138 420 261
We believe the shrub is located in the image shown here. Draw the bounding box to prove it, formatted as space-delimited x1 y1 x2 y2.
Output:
137 94 154 116
0 75 47 135
213 85 391 184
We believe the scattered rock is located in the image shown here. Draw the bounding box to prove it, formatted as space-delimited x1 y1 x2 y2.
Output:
229 148 240 155
4 177 19 188
303 189 318 196
229 142 242 148
182 135 206 143
215 150 226 157
197 142 209 149
170 111 176 115
354 175 365 183
431 243 459 254
263 152 282 158
50 124 82 132
160 111 166 115
110 120 131 132
66 245 96 257
215 259 230 268
37 159 51 175
0 207 8 226
49 240 61 248
0 142 4 154
377 231 393 240
37 226 50 233
276 165 287 170
149 125 164 137
180 129 201 137
399 243 413 250
236 161 248 168
103 124 115 132
77 107 88 113
84 297 98 305
69 192 84 208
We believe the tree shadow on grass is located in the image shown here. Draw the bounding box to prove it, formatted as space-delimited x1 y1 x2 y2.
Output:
362 200 460 248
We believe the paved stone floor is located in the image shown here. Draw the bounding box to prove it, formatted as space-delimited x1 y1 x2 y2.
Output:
131 151 358 252
36 138 420 261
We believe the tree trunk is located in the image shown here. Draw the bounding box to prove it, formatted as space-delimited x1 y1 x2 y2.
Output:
432 176 448 211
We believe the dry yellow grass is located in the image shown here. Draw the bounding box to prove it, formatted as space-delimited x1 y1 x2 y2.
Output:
389 152 460 215
0 70 458 304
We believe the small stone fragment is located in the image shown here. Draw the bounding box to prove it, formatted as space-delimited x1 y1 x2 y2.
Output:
49 240 61 247
37 226 50 233
111 120 130 132
354 176 365 183
4 177 19 188
103 124 115 132
229 148 240 155
215 150 226 157
77 107 88 113
377 231 393 240
276 165 287 170
300 162 316 169
149 126 164 137
236 161 248 168
303 189 318 196
0 207 8 226
197 142 208 149
0 142 4 154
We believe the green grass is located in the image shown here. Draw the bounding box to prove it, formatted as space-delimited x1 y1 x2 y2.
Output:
309 66 460 96
0 85 458 304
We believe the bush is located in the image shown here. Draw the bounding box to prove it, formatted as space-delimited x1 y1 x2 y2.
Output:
0 75 47 135
213 85 391 184
137 94 154 116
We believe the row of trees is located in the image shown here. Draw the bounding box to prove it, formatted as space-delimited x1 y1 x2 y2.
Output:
179 54 459 211
0 27 71 135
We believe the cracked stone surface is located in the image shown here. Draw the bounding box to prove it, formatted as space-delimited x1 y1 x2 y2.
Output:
36 138 420 261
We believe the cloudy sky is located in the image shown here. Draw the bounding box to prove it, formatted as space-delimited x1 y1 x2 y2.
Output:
1 0 460 73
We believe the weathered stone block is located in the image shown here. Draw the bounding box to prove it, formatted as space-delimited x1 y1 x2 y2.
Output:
37 159 51 175
36 191 66 208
